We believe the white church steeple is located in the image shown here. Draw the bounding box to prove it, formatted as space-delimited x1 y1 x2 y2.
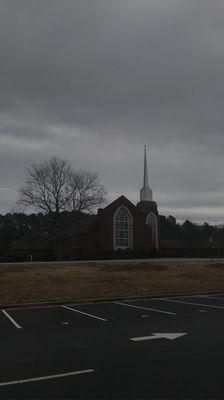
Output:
140 145 153 202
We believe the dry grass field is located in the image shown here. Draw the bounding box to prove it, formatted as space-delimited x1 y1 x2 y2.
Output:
0 260 224 306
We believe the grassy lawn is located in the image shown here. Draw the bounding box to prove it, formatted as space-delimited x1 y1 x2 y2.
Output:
0 260 224 306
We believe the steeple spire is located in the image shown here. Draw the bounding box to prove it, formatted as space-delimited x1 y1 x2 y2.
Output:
143 144 149 188
140 145 153 202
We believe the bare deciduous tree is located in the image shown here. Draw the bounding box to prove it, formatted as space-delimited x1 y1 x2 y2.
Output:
18 157 106 214
69 169 107 213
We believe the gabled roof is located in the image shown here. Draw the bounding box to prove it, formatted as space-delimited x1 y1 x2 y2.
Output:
102 195 136 211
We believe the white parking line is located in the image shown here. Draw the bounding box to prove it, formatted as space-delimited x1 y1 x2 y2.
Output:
62 305 107 321
1 310 22 329
159 298 224 309
114 301 176 315
199 295 224 301
0 369 94 387
116 294 207 303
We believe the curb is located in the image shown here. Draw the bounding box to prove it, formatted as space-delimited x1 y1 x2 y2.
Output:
1 290 223 310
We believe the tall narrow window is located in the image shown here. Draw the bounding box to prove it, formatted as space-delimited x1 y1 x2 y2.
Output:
114 207 133 249
146 212 159 250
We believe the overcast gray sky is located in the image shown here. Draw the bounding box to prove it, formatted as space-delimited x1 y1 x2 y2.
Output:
1 0 224 223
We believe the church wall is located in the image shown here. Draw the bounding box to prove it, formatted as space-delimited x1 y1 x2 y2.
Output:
133 202 159 254
96 196 160 257
133 214 152 252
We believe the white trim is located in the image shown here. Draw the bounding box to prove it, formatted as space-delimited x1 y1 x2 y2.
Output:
113 206 133 251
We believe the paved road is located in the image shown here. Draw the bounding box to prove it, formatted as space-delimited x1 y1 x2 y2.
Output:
1 294 224 398
0 257 221 267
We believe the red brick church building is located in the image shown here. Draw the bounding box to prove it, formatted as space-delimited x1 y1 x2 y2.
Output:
75 146 160 259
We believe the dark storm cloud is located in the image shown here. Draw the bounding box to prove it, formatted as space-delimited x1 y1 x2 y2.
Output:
0 0 224 222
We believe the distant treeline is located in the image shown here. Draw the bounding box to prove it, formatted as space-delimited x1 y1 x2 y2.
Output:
0 211 89 262
0 212 223 261
159 215 224 242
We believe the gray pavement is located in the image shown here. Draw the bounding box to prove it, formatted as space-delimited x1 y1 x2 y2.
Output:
1 294 224 398
0 257 221 267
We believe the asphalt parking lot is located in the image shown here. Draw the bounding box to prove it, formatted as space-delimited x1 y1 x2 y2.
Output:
1 294 224 399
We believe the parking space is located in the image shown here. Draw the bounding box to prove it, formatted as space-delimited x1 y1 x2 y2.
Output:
120 298 204 315
0 300 175 333
2 293 224 332
114 300 177 315
115 296 224 317
158 295 224 310
1 306 109 334
1 294 224 398
66 300 177 323
2 293 224 333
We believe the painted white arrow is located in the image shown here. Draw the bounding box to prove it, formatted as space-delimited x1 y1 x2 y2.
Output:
130 333 187 342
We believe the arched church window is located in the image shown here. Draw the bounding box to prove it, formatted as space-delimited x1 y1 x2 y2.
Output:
114 207 133 249
146 212 159 250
